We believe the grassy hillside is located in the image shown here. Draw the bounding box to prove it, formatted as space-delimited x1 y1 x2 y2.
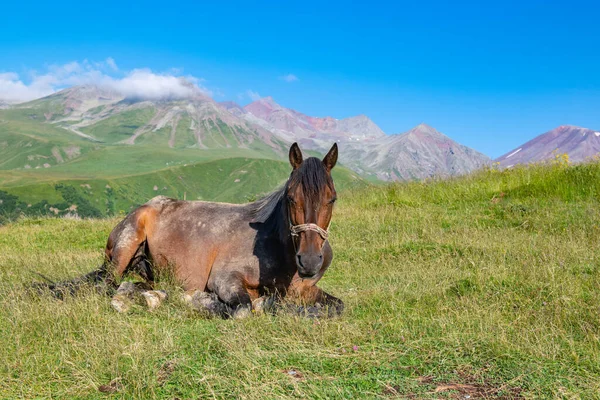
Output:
0 157 366 221
1 161 599 398
0 115 97 171
0 105 284 182
80 106 157 143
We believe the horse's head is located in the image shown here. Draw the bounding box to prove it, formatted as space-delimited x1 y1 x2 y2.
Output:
286 142 338 278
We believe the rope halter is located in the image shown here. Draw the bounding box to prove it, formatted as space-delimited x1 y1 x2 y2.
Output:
289 223 329 241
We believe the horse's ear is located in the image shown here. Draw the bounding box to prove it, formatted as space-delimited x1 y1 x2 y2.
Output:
289 142 303 170
322 143 338 171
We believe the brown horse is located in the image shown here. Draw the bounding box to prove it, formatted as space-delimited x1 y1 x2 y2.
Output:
45 143 343 318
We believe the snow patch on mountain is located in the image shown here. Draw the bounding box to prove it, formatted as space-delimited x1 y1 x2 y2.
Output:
505 148 522 159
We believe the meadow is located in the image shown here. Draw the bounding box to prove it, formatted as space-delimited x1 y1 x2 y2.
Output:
1 160 599 399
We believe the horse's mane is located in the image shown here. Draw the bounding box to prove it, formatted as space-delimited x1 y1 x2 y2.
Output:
248 187 285 224
248 157 332 225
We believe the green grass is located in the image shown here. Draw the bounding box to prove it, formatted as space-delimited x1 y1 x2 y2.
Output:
1 161 599 398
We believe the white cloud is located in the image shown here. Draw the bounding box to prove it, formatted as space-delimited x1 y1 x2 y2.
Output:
246 89 262 101
279 73 298 82
0 58 211 103
106 57 118 71
0 72 56 103
105 69 207 100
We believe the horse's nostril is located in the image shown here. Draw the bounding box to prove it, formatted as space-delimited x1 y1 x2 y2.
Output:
297 255 303 267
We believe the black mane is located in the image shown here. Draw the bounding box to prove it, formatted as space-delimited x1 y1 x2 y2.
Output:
248 188 285 224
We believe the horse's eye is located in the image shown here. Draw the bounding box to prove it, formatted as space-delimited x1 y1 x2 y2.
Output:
328 197 337 205
287 196 295 204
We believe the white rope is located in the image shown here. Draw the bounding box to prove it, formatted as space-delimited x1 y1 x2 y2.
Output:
289 223 329 240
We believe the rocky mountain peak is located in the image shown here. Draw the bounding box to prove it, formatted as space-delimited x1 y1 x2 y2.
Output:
409 123 443 136
495 124 600 167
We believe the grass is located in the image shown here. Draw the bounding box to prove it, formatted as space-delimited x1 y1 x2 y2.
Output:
1 161 600 398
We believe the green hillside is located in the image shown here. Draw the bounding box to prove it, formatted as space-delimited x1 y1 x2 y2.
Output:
0 157 367 222
0 103 284 182
0 115 96 171
80 106 156 143
0 160 599 398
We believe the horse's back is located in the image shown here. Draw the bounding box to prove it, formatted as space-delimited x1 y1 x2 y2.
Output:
145 196 248 230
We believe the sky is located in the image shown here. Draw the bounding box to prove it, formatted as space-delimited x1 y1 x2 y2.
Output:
1 0 599 158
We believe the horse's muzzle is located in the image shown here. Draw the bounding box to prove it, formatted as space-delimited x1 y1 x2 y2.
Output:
296 253 323 278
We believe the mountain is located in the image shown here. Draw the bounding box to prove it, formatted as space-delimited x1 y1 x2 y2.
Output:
16 85 287 155
243 96 385 144
495 125 600 168
1 85 489 186
353 123 490 180
242 97 489 180
218 101 246 117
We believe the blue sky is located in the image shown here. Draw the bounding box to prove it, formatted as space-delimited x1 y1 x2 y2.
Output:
1 0 599 158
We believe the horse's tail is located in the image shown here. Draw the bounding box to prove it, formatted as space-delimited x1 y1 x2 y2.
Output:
29 263 113 299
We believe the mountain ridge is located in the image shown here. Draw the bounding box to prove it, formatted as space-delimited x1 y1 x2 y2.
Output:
495 125 600 167
15 85 289 157
4 85 491 181
241 97 490 180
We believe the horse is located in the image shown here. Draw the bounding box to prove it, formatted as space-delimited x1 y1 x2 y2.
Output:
43 143 343 318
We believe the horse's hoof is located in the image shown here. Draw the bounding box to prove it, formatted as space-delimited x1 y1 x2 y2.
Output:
183 289 200 305
252 296 267 314
182 289 211 310
232 305 252 319
183 290 231 318
111 294 132 313
252 296 277 315
142 290 167 310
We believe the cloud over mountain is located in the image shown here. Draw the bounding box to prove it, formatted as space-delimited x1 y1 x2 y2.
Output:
0 58 210 103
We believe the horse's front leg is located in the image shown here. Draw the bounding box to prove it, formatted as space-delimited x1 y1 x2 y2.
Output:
111 281 167 313
183 290 232 318
209 271 254 319
287 278 344 317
